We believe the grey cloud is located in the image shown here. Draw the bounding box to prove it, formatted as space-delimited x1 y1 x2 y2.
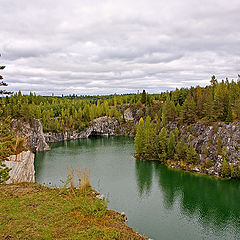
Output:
1 0 240 95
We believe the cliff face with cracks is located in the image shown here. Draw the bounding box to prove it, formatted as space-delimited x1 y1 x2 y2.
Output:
3 151 35 184
44 116 120 143
6 117 121 183
167 121 240 177
11 118 50 152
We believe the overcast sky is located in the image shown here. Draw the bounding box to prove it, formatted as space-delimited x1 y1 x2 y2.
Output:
1 0 240 95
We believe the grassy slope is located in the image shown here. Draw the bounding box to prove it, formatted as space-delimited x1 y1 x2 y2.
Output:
0 183 147 240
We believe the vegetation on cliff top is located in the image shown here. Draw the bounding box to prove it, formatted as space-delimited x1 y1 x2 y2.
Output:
1 75 240 133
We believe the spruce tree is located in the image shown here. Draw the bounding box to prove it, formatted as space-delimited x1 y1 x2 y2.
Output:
186 143 198 164
158 127 168 161
174 138 187 161
231 166 240 179
167 131 175 159
221 158 231 178
144 116 156 158
0 55 12 183
134 117 146 155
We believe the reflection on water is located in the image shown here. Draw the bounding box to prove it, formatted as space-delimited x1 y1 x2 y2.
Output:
135 159 153 196
35 137 240 240
135 159 240 233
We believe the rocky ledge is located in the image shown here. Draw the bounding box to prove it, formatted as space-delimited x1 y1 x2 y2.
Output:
166 121 240 178
11 118 50 152
44 116 120 143
3 151 35 184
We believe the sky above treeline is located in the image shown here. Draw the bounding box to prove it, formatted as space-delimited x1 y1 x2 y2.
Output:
1 0 240 96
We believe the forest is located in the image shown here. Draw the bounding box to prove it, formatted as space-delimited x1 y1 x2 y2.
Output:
1 70 240 181
1 75 240 133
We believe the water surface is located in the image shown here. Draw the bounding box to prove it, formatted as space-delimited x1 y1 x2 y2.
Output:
35 137 240 240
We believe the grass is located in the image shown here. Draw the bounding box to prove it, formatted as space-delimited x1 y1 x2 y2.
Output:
0 183 147 240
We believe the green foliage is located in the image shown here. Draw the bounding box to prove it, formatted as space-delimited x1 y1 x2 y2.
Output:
0 118 14 184
167 131 175 159
134 118 145 155
231 166 240 179
221 158 231 178
174 138 188 162
141 90 146 104
162 96 176 124
181 96 197 124
157 127 168 161
186 143 199 164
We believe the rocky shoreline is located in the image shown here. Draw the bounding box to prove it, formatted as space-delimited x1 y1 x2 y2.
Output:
134 121 240 180
8 114 240 183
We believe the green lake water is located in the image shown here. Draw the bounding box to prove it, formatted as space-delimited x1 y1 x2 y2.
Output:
35 136 240 240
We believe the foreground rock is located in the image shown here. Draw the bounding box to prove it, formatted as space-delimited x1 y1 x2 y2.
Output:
3 151 35 184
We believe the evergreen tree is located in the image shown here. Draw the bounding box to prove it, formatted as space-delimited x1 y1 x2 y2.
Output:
134 118 146 155
167 131 175 159
216 137 222 155
186 143 198 164
0 54 12 95
225 103 233 123
0 118 12 184
144 116 156 158
181 96 197 124
174 138 187 161
141 90 146 104
214 81 229 121
162 96 176 124
221 158 231 178
157 127 168 161
231 166 240 179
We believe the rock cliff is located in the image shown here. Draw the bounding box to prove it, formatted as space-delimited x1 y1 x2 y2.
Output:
11 119 50 152
45 116 120 143
3 151 35 184
168 121 240 177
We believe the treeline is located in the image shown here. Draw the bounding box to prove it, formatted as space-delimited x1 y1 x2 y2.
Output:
1 75 240 133
0 93 126 132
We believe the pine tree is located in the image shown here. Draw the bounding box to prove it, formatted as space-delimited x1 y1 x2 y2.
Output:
181 96 197 124
144 116 156 158
231 166 240 179
134 118 146 155
186 143 198 164
141 90 146 104
225 103 233 123
157 127 168 161
167 131 175 159
174 138 187 161
216 137 222 155
0 55 12 183
0 55 12 95
221 158 231 178
162 96 176 124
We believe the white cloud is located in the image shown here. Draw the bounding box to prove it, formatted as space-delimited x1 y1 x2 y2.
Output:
0 0 240 95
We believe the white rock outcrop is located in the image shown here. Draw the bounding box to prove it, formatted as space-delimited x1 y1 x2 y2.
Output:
4 151 35 184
